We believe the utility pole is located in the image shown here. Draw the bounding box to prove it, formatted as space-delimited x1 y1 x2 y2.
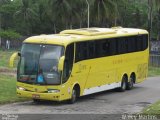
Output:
86 0 90 28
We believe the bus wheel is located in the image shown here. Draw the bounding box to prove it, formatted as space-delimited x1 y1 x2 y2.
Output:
119 76 127 92
68 88 77 104
127 75 134 90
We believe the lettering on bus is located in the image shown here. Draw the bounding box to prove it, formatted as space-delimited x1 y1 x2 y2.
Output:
112 55 146 65
79 64 87 71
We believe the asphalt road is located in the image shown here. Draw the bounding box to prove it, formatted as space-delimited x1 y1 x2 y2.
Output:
0 77 160 120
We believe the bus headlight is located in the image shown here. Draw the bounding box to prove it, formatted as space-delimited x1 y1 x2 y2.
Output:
17 86 26 91
48 89 60 93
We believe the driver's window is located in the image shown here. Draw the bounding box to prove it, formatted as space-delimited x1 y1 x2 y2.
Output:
62 43 74 83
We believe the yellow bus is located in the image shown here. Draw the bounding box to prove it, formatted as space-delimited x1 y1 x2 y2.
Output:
10 27 149 103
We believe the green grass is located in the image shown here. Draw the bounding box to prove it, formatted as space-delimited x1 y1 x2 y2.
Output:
143 101 160 115
0 74 29 104
148 66 160 77
0 50 17 68
0 50 29 104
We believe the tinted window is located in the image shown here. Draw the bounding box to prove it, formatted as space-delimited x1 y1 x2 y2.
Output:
62 43 74 83
75 34 148 62
142 35 148 50
128 37 136 52
75 42 87 62
117 38 127 54
87 41 96 59
95 39 117 57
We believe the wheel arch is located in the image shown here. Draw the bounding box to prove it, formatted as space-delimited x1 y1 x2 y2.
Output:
72 83 81 97
122 73 129 82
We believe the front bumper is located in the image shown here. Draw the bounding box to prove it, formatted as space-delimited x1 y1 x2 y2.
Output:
17 89 61 101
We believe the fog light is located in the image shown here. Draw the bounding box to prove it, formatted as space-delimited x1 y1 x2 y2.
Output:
48 89 60 93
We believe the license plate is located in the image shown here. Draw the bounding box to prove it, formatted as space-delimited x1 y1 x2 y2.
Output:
32 94 40 99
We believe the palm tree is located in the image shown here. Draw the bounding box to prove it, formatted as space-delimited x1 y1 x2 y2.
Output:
112 0 125 26
74 0 87 28
89 0 123 27
14 0 38 34
47 0 81 32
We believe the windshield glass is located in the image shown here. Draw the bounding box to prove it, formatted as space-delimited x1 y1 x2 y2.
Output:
18 44 64 85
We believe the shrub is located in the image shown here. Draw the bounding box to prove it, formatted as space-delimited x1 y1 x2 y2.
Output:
0 30 21 40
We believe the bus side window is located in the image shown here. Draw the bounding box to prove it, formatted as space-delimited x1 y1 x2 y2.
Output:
142 35 148 50
102 40 110 56
137 36 143 51
138 35 148 51
95 39 116 57
95 40 102 57
75 42 87 62
62 43 74 83
128 37 136 52
117 38 127 54
87 41 95 59
96 39 110 57
110 39 117 55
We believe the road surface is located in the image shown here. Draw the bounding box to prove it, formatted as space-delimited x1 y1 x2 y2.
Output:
0 77 160 119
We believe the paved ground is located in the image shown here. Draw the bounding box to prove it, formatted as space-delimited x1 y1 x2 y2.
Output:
0 77 160 119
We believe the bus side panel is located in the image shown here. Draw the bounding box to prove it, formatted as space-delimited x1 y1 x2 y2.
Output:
136 49 149 83
71 62 90 96
84 57 117 89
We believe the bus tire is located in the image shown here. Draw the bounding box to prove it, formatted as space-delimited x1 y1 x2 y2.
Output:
33 99 41 103
127 75 134 90
68 87 77 104
119 75 127 92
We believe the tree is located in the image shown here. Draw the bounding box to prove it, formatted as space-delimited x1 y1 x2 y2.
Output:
0 29 21 49
0 29 21 40
0 0 159 40
47 0 82 32
14 0 38 35
89 0 124 27
154 0 160 40
0 0 11 47
148 0 160 40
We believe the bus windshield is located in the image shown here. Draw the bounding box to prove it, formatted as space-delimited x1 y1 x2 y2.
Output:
18 44 64 85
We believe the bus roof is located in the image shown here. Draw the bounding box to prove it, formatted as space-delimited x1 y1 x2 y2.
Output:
24 27 148 46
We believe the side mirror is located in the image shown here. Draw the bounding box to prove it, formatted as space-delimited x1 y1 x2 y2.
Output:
9 52 19 68
58 56 65 71
18 52 21 57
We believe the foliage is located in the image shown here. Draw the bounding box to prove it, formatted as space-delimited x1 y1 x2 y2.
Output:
143 101 160 114
0 0 160 39
0 30 21 40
